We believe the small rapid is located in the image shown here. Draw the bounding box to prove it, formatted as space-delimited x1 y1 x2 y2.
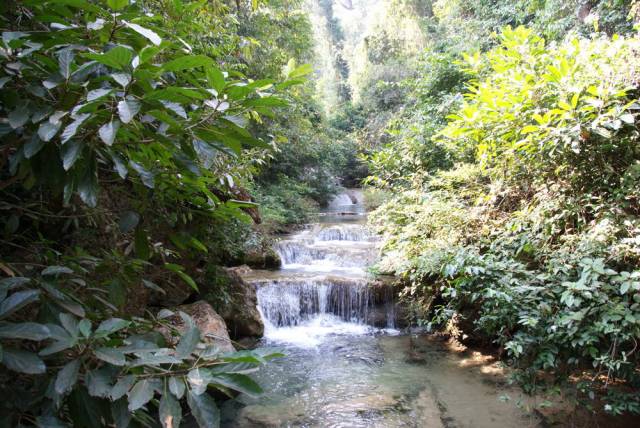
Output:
224 190 542 428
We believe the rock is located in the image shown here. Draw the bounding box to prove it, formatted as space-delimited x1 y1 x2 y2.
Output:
244 247 281 270
161 301 235 353
215 267 264 339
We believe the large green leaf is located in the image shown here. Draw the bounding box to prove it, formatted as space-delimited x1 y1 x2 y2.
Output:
55 359 81 395
68 386 110 428
210 373 263 397
124 21 161 46
110 398 131 428
0 289 39 319
176 324 201 358
61 140 84 171
98 120 120 146
95 318 131 337
61 114 90 144
168 376 185 399
206 67 225 93
85 46 132 70
110 375 135 400
42 265 74 276
117 99 140 124
86 367 115 398
187 390 220 428
1 348 46 374
94 347 126 366
162 55 214 72
159 391 182 428
127 379 155 411
0 321 50 341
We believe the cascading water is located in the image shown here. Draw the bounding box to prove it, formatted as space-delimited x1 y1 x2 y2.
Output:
245 191 396 336
224 190 541 428
256 277 373 326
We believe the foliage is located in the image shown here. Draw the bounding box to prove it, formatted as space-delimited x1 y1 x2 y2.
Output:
0 0 316 426
367 24 640 415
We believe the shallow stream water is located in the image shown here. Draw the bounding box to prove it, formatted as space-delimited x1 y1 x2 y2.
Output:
222 190 541 428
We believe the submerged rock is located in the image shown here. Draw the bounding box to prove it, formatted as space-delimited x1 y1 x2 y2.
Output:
215 267 264 339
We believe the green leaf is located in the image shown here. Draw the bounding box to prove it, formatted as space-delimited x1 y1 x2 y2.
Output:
141 279 164 295
168 377 185 399
111 398 131 428
8 105 30 129
134 228 151 260
117 99 140 124
38 120 62 142
60 313 79 336
165 263 198 291
159 391 182 428
61 140 84 171
78 160 98 207
39 338 76 356
129 161 154 188
42 265 74 276
176 324 201 358
118 211 140 233
86 367 115 398
210 373 263 397
0 289 39 318
0 321 50 340
187 390 220 428
0 277 30 300
124 22 161 46
98 119 120 146
85 46 133 70
162 55 214 72
95 318 130 336
187 368 212 395
620 113 634 124
61 114 91 144
111 375 135 400
79 319 92 337
2 348 46 374
127 379 155 411
107 0 129 10
111 152 128 179
111 73 131 88
55 359 81 395
206 67 225 93
288 63 312 79
94 347 126 366
87 88 112 102
58 49 74 79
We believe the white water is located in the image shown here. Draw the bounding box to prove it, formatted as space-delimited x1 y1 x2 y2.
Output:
224 191 542 427
247 189 397 347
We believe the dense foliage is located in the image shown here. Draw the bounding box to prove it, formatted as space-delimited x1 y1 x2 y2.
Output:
0 0 345 426
363 0 640 416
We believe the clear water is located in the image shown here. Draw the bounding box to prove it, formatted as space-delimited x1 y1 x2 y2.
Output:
222 191 541 427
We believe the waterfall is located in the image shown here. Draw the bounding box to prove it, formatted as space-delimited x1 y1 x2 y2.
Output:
244 190 401 346
255 278 372 326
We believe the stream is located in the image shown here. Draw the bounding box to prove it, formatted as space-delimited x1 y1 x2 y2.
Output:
222 190 542 427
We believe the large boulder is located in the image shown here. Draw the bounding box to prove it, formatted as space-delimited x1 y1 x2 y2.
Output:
215 267 264 339
161 300 235 353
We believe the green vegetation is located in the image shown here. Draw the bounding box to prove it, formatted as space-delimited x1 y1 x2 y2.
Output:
0 0 351 425
360 0 640 417
3 0 640 424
